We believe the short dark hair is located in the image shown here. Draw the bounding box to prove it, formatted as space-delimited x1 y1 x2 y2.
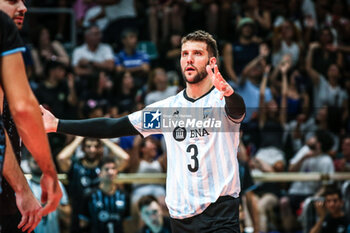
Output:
121 27 138 39
315 129 334 153
323 186 342 200
138 195 159 211
181 30 218 59
44 60 66 77
100 156 117 168
82 137 102 149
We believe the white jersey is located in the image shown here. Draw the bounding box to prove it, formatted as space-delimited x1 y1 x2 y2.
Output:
128 87 241 219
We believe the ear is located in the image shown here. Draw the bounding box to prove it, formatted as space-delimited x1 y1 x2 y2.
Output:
209 57 217 69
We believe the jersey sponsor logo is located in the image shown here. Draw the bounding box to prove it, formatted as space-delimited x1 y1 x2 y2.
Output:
173 126 186 141
143 110 161 129
203 107 212 119
98 210 121 222
190 128 210 138
81 176 92 187
98 210 110 222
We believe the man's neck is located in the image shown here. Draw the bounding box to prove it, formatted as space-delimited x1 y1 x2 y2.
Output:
99 182 117 195
82 159 99 168
87 44 98 52
124 47 135 55
239 37 252 45
185 77 213 100
150 223 163 233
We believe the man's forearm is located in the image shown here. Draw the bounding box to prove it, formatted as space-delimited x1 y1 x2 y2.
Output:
310 217 325 233
11 98 57 175
58 116 139 138
3 133 30 194
224 92 246 122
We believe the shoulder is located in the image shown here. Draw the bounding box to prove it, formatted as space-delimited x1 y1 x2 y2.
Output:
72 44 86 54
99 43 113 51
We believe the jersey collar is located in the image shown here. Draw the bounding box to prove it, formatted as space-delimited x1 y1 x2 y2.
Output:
183 86 215 102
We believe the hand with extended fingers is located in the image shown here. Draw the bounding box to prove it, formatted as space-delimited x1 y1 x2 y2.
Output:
206 64 234 100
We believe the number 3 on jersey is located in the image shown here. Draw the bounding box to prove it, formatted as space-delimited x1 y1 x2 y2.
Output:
187 144 199 172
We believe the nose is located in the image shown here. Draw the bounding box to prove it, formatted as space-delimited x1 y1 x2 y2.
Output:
186 53 194 64
18 1 27 14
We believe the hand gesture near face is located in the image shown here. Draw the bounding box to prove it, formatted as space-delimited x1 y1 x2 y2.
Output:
206 64 234 100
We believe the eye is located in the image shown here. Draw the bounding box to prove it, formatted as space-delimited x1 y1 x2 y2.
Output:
182 52 188 56
194 51 202 55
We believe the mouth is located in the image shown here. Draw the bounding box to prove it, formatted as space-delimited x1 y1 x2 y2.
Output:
14 17 24 23
185 66 196 72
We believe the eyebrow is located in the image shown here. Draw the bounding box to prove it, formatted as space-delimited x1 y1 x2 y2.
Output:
181 49 204 53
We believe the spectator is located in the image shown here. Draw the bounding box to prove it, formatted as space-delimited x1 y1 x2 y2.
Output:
79 156 128 233
159 32 182 84
34 61 78 156
148 0 185 46
35 61 78 119
30 26 69 79
306 28 343 78
284 112 317 153
115 28 151 88
223 17 260 82
138 195 172 233
110 71 137 115
73 0 96 28
238 0 271 38
230 43 272 122
334 136 350 172
57 136 129 233
272 20 302 67
26 157 71 233
280 129 335 232
129 136 167 222
270 55 310 122
306 42 348 119
310 187 349 233
72 25 114 78
78 71 114 116
145 67 178 105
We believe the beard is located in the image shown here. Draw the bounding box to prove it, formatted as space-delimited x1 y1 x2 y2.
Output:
182 61 210 84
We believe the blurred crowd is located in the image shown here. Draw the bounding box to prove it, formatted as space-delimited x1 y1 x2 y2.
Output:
17 0 350 233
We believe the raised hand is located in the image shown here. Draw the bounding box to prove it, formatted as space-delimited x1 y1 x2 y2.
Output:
259 43 270 58
206 64 234 100
39 105 59 133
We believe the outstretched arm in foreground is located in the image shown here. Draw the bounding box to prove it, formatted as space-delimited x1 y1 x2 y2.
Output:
1 52 62 215
41 105 139 138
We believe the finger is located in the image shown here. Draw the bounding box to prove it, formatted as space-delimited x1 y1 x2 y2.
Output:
22 212 34 232
39 105 46 111
206 65 213 78
28 211 42 233
214 64 219 76
17 214 28 229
